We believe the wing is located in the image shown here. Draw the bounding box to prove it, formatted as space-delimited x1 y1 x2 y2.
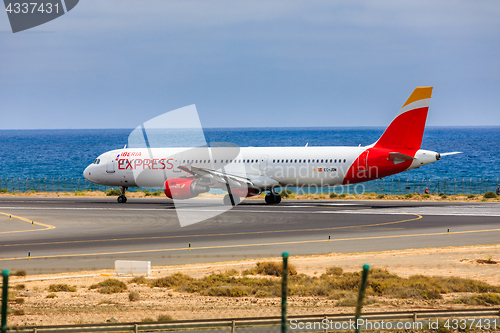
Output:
177 165 279 190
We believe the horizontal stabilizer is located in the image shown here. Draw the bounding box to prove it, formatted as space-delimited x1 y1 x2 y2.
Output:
440 152 462 157
388 152 415 161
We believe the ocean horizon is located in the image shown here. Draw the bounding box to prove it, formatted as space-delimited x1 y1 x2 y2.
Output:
1 127 499 193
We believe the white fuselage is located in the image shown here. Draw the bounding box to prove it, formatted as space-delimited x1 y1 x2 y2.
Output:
83 146 438 190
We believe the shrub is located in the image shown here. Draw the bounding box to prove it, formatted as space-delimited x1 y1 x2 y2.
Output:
46 293 58 298
377 194 385 199
128 276 149 285
13 309 25 316
455 293 500 305
151 273 192 288
0 189 9 193
467 194 475 198
129 291 141 301
14 270 26 277
206 286 248 297
256 262 297 276
280 189 294 198
339 193 347 198
49 284 77 292
405 193 413 198
325 267 343 276
105 189 122 196
157 314 174 322
89 279 127 294
142 318 154 323
421 194 430 199
484 191 498 199
14 284 25 290
329 193 338 198
439 193 447 199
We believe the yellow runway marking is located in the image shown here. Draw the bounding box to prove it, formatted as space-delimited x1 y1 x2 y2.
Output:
3 225 500 262
0 213 422 247
0 212 56 234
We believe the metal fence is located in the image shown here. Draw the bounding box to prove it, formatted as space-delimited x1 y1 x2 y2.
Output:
5 308 500 333
0 177 499 196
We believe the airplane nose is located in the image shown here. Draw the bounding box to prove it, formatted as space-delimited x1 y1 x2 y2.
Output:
83 165 92 181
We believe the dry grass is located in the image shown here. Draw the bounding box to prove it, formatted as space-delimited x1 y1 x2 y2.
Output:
128 276 149 285
146 264 500 302
89 279 127 294
157 314 174 322
128 291 141 301
454 293 500 305
49 284 77 292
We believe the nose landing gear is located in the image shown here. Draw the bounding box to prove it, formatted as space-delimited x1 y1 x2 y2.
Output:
117 186 128 203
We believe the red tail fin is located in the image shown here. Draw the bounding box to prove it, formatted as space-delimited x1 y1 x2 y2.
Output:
374 87 433 150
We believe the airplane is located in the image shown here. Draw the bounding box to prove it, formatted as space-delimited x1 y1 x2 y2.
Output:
83 87 460 205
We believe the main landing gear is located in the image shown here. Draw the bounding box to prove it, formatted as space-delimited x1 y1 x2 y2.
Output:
117 186 128 203
223 193 240 206
265 192 281 205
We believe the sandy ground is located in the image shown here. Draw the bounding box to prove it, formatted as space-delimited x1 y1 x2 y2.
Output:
6 244 500 327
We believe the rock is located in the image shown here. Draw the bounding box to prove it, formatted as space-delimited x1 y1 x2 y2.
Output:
106 317 118 323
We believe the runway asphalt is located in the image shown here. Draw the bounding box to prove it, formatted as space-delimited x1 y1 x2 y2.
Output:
1 197 499 274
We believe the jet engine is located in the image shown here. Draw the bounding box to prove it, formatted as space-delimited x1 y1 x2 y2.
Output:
164 178 209 199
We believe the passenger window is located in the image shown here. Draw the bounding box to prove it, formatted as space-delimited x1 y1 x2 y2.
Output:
321 159 323 163
343 159 346 163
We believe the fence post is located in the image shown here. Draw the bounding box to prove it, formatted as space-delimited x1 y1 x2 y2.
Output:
354 265 370 333
470 179 472 194
479 179 482 194
1 269 9 333
462 178 465 195
281 252 289 333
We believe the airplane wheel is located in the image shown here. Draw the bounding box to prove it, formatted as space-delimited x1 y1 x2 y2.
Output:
223 194 240 206
265 193 275 204
265 193 282 204
117 195 127 203
274 194 281 204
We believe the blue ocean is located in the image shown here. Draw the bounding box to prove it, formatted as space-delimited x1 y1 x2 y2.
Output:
0 127 499 194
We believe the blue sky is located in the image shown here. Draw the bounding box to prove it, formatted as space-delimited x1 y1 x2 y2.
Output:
1 0 499 129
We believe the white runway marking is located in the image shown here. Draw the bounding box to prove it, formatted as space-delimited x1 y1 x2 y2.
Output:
0 205 500 216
